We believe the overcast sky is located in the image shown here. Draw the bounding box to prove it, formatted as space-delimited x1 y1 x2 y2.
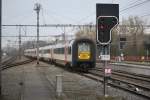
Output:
2 0 150 48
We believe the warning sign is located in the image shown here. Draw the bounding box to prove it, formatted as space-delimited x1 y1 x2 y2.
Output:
105 68 112 76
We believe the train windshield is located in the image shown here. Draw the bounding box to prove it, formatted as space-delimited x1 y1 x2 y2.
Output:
78 43 90 52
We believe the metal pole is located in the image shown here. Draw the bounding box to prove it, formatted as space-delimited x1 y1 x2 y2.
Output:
0 0 2 96
34 3 41 65
147 50 149 61
19 26 21 59
103 61 106 96
64 27 67 64
103 45 110 97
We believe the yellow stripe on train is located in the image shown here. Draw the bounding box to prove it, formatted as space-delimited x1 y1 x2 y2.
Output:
78 52 90 60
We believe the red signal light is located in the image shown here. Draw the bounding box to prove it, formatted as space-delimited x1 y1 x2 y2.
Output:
100 25 104 29
98 24 109 30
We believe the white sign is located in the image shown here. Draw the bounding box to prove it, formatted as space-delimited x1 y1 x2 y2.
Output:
105 68 112 74
100 55 110 61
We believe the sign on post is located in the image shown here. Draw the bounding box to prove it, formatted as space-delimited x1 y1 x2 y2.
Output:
105 68 112 76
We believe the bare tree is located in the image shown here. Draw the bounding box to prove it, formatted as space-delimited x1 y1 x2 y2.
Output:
119 16 146 56
75 25 96 41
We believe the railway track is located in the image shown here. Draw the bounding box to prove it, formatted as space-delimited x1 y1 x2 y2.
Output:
80 73 150 100
90 70 150 90
2 58 34 70
2 56 17 65
95 68 150 84
79 69 150 100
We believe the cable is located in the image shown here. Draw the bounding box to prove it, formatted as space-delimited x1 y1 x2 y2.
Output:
75 0 149 24
1 35 74 38
127 0 142 6
44 9 78 23
140 13 150 17
75 12 95 24
41 7 46 25
120 0 150 13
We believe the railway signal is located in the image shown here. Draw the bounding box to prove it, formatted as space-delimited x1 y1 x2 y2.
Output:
97 16 118 45
96 3 119 97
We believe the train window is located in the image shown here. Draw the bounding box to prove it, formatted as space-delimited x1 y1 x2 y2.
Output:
54 48 60 54
78 43 90 52
54 48 57 54
44 49 50 54
58 48 61 54
54 48 65 54
62 48 64 54
59 48 61 54
68 47 71 54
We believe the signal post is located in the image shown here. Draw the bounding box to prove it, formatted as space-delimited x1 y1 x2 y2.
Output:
96 4 119 97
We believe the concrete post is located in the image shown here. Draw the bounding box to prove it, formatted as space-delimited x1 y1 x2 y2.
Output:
56 75 63 97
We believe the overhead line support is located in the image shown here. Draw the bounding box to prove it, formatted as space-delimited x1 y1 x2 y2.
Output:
2 24 150 27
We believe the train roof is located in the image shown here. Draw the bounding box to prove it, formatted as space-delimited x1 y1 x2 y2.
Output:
24 38 94 51
24 48 36 52
53 39 74 48
39 45 53 50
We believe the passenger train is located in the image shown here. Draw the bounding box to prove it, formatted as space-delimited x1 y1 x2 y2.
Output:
24 38 96 71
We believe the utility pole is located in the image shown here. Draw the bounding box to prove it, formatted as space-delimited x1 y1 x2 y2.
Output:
147 50 149 61
64 27 67 64
0 0 2 97
19 26 21 59
34 3 41 65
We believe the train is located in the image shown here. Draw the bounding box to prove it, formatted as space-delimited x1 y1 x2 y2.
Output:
24 38 96 72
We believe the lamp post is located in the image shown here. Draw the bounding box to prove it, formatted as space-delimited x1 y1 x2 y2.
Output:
0 0 2 96
34 3 41 65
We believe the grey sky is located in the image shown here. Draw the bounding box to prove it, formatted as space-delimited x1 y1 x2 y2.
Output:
2 0 150 48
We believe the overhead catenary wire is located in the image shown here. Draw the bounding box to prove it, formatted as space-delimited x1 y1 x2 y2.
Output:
126 0 142 6
140 13 150 17
120 0 150 13
1 35 74 37
71 0 150 24
2 24 150 27
41 7 46 25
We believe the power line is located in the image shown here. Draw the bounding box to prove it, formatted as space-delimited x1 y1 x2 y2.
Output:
2 24 150 27
120 0 150 13
75 12 95 24
127 0 142 6
2 24 95 27
1 35 74 37
140 13 150 17
120 0 142 10
41 7 46 25
44 9 78 23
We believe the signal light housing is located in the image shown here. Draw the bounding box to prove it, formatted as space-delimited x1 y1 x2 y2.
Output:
97 16 118 45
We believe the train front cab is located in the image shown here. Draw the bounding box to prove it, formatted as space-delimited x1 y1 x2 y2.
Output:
72 39 96 71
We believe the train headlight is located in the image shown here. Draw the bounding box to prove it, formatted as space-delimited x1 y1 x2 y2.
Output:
78 55 81 58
